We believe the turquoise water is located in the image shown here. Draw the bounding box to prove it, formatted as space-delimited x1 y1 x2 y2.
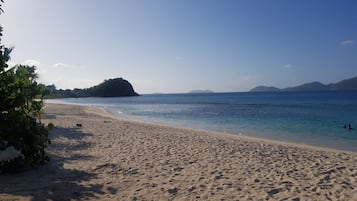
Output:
47 91 357 152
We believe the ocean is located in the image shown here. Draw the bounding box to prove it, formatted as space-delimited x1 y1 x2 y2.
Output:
47 91 357 152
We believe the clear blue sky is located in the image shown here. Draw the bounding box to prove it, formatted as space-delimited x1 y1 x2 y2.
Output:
2 0 357 93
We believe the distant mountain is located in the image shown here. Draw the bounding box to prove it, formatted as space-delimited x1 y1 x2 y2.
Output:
188 90 214 93
47 78 139 98
249 86 280 92
329 77 357 90
250 76 357 92
283 82 329 91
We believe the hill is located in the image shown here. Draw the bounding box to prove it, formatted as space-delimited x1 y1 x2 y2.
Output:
283 82 329 91
47 78 139 98
328 77 357 90
250 76 357 92
249 86 280 92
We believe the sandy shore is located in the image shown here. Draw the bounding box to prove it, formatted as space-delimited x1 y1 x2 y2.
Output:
0 103 356 200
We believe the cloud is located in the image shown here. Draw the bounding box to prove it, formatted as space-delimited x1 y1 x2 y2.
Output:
5 59 92 89
24 59 41 66
52 63 69 68
283 64 292 69
340 40 354 46
51 63 86 70
35 62 92 89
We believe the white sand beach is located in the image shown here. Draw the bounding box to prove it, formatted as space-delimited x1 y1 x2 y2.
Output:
0 103 356 200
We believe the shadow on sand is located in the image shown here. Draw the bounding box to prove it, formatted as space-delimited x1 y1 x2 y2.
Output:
0 126 116 201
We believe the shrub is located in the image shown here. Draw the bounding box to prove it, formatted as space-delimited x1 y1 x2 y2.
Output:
0 1 51 173
0 65 52 173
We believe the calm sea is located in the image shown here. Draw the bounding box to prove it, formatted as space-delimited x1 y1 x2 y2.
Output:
47 91 357 152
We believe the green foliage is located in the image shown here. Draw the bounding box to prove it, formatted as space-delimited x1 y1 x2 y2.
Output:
88 78 138 97
46 78 139 98
0 65 51 173
0 1 50 173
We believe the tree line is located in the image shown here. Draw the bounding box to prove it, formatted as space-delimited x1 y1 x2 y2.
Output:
46 78 139 98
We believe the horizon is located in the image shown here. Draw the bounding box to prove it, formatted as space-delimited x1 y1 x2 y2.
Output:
50 75 357 95
2 0 357 94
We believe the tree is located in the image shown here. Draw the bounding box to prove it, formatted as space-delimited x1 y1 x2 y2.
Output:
0 1 51 173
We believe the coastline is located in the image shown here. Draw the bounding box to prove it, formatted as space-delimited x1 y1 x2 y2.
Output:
0 103 356 200
45 93 357 153
94 103 357 155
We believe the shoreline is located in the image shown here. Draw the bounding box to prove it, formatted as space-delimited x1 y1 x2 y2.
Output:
1 103 356 200
59 103 357 155
46 97 357 153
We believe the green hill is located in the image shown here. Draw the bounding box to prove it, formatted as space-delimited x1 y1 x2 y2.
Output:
47 78 139 98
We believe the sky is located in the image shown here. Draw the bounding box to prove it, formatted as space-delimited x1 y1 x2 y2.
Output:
1 0 357 94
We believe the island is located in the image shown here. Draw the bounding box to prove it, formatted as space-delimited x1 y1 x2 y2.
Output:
250 76 357 92
47 78 139 98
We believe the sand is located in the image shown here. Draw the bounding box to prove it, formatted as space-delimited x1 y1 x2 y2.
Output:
0 103 356 201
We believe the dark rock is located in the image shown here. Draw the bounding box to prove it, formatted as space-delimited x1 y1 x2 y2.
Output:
168 188 178 195
188 186 196 192
267 188 281 196
215 175 222 180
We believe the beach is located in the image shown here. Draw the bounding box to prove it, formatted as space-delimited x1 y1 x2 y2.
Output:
0 103 356 200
